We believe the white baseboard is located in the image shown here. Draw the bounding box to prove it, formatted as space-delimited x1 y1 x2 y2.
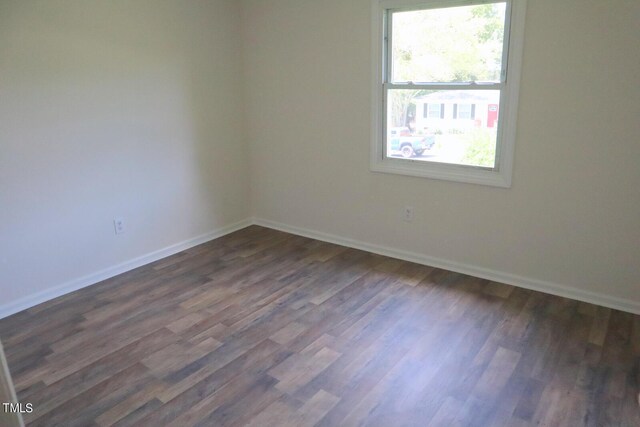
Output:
253 217 640 315
0 218 253 320
3 216 638 320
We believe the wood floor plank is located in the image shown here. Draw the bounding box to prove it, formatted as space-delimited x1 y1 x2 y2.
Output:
16 327 177 416
472 346 522 400
244 398 296 427
94 381 166 427
0 225 637 426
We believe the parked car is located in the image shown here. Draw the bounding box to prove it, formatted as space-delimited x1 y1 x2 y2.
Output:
388 127 435 158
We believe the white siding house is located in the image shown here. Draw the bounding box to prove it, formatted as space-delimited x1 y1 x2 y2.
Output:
414 91 500 133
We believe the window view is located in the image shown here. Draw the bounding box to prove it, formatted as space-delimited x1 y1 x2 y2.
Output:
385 2 507 169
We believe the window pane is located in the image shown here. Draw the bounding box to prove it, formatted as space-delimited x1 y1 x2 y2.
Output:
427 103 442 119
386 89 500 168
457 104 474 119
391 3 506 83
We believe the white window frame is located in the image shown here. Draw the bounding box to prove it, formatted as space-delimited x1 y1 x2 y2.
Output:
426 103 443 119
370 0 527 187
456 103 474 120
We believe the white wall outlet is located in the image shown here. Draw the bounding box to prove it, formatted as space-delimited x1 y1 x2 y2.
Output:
113 217 125 234
403 206 414 222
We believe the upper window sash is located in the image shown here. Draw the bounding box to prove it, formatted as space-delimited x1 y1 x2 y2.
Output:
384 0 512 86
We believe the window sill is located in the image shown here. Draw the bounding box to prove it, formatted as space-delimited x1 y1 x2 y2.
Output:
370 158 512 188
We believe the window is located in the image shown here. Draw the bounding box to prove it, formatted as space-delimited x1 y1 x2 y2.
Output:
425 103 443 119
455 104 475 120
371 0 527 187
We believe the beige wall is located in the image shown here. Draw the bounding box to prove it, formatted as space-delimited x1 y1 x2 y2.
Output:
0 0 250 311
243 0 640 306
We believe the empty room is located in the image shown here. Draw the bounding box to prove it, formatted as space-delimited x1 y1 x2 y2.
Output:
1 0 639 426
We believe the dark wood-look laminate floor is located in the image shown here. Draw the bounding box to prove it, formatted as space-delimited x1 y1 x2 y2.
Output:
1 225 638 427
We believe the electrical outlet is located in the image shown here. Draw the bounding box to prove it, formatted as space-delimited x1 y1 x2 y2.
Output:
113 217 125 235
403 206 414 222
